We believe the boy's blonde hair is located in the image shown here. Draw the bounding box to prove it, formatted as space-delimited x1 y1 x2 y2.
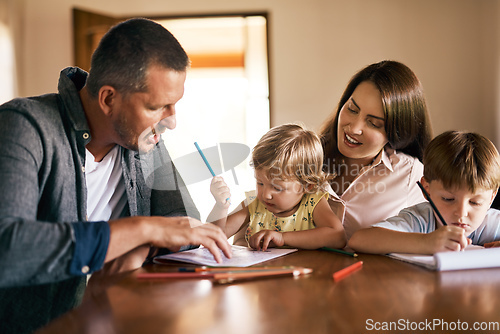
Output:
251 123 330 193
423 131 500 192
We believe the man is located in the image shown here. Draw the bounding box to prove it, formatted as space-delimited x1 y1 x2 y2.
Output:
0 18 231 333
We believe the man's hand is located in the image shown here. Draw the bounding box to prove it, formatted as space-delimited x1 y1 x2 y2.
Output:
107 216 232 265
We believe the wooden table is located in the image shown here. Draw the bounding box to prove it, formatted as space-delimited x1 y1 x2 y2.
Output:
36 250 500 334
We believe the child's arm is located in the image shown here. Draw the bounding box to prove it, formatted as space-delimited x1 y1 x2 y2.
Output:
348 225 471 255
206 176 231 228
206 176 250 239
248 197 346 250
232 225 248 246
223 203 251 239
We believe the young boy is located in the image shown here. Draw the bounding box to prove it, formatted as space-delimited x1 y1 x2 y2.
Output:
348 131 500 254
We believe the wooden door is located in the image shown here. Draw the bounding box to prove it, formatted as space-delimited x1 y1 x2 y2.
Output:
72 8 121 71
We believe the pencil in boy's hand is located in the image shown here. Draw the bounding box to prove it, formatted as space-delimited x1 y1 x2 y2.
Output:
416 181 448 226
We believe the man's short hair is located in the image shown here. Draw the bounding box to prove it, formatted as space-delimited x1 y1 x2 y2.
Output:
85 18 190 97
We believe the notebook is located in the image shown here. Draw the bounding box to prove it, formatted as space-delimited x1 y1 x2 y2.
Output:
153 245 298 267
387 245 500 271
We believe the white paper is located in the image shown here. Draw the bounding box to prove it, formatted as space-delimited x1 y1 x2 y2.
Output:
386 253 437 270
435 247 500 271
388 245 500 271
153 245 298 267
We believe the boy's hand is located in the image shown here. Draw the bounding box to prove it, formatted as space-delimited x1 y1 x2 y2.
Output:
427 226 470 253
210 176 231 209
484 241 500 248
248 230 284 251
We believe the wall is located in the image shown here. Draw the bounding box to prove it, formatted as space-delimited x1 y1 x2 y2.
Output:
20 0 500 145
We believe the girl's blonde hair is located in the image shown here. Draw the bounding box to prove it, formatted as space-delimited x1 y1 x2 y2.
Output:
251 123 330 192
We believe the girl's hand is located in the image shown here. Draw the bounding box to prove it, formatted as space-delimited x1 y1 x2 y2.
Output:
484 241 500 248
426 226 470 253
210 176 231 209
248 230 284 251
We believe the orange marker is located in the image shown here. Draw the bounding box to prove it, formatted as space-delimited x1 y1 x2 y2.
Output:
333 261 363 281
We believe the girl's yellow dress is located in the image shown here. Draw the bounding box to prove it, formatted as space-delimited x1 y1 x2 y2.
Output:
244 191 328 245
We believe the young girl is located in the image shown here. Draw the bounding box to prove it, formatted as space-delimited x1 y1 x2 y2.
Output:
207 123 346 250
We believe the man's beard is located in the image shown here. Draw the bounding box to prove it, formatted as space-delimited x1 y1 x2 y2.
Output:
113 115 141 152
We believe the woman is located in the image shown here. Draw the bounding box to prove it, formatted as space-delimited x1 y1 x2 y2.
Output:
320 60 432 240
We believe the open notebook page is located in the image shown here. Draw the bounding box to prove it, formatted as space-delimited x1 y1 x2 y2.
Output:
153 245 298 267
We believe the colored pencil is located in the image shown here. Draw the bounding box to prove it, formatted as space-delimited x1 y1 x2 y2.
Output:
178 266 294 272
321 247 358 257
416 181 448 226
136 267 312 282
214 267 313 284
194 142 230 203
137 272 215 279
194 142 216 177
333 261 363 281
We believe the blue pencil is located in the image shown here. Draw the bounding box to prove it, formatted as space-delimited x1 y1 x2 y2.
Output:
194 142 216 177
195 142 230 204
